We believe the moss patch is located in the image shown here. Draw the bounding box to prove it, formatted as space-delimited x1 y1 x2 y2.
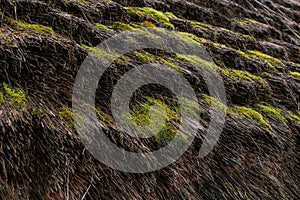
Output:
259 104 287 124
221 68 265 84
288 111 300 124
231 18 261 27
235 106 272 130
190 21 214 30
3 83 27 108
202 94 230 114
16 21 54 34
0 92 4 105
81 44 119 59
248 50 285 69
176 54 217 71
113 22 136 31
130 97 181 143
289 71 300 79
133 51 156 63
174 31 206 46
59 106 73 125
125 7 174 30
95 23 114 32
164 12 177 19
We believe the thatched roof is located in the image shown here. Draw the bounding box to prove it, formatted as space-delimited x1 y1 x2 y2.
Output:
0 0 299 199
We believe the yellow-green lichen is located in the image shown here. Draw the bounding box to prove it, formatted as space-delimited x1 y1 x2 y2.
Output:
289 71 300 79
235 106 272 130
125 7 174 30
16 21 54 34
3 83 27 108
95 23 114 32
259 104 287 124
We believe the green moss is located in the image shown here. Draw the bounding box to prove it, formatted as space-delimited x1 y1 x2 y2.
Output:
160 58 183 72
221 68 265 84
31 108 43 117
81 44 119 59
235 106 272 130
59 106 73 125
288 111 300 124
231 18 261 26
190 21 214 30
164 12 177 19
237 50 253 61
130 97 180 143
174 32 206 46
289 71 300 79
248 50 285 69
133 51 156 63
3 83 27 108
16 21 54 34
259 104 287 124
0 92 4 105
113 22 136 31
95 23 113 32
176 54 218 71
202 94 230 114
125 7 174 30
142 20 156 27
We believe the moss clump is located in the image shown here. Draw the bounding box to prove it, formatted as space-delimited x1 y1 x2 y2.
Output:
259 104 287 124
248 50 285 69
176 54 217 71
95 23 114 32
125 7 174 30
289 71 300 79
16 21 54 34
221 68 265 84
59 106 73 125
235 106 272 130
3 83 27 108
